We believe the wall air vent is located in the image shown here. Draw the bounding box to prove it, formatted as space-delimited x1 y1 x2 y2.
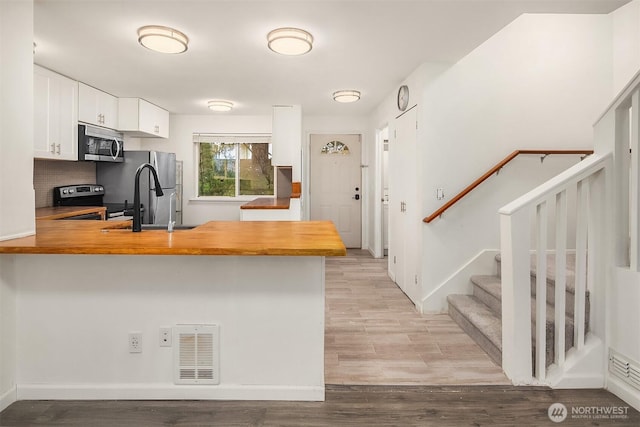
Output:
174 324 219 385
609 349 640 391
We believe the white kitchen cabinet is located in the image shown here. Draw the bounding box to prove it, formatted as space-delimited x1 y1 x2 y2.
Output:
271 105 301 168
34 65 78 160
118 97 169 138
78 82 118 129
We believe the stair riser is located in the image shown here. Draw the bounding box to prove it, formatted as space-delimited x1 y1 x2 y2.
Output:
473 285 501 318
530 276 590 328
495 260 588 322
448 302 502 366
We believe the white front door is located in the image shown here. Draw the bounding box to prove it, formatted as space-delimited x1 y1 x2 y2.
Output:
310 134 362 248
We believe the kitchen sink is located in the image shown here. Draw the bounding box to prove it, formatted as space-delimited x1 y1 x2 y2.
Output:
102 223 198 231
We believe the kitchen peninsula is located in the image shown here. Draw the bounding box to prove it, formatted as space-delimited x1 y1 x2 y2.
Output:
0 220 345 402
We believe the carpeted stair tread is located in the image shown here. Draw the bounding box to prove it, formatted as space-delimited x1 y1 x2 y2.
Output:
447 294 502 351
495 253 579 294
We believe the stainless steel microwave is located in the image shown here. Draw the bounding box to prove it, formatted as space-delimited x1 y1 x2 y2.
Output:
78 124 124 162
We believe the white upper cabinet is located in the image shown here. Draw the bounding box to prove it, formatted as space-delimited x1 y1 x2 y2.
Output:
78 82 118 129
271 105 301 169
118 98 169 138
34 65 78 160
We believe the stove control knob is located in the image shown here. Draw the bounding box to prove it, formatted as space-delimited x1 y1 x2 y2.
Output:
62 189 68 194
69 189 75 194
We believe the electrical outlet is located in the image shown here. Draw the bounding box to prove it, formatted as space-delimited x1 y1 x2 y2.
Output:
159 327 172 347
129 332 142 353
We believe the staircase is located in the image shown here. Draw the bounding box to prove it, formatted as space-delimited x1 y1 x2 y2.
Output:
447 253 589 370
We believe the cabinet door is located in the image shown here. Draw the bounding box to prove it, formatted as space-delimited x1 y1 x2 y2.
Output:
34 68 55 159
272 105 301 167
78 83 100 126
139 99 169 138
54 75 78 160
98 90 119 129
34 66 78 160
78 83 118 129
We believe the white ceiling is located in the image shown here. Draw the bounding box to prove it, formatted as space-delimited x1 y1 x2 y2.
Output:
34 0 630 116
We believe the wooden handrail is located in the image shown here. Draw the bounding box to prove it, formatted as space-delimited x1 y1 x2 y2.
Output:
422 149 594 223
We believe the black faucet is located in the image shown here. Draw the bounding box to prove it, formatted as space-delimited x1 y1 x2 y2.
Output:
133 163 164 232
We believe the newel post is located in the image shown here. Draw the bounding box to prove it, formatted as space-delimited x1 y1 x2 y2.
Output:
500 208 533 384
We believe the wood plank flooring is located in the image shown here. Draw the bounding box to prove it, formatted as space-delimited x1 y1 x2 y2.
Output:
2 385 638 426
325 250 509 385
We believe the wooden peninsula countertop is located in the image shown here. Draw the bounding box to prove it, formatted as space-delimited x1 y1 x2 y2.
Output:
240 198 290 209
0 220 346 256
36 206 107 220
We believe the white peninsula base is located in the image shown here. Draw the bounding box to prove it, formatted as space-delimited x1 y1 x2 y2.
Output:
8 254 325 402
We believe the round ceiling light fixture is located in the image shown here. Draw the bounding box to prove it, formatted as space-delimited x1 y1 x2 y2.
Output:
207 100 234 112
137 25 189 54
332 90 361 103
267 27 313 56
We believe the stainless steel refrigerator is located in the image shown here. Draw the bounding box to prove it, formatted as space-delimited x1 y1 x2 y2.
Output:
97 150 176 224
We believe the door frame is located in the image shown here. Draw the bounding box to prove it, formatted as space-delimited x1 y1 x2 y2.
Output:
304 130 366 250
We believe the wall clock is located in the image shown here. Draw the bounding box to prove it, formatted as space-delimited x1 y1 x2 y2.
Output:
397 85 409 111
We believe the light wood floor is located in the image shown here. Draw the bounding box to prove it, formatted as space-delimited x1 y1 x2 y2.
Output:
325 250 509 385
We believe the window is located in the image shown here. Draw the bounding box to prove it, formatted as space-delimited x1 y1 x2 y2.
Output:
196 134 274 197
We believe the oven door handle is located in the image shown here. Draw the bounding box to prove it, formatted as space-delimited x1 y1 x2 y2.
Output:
110 138 121 160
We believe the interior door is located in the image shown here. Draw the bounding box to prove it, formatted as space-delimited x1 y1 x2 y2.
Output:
310 134 362 248
388 108 420 304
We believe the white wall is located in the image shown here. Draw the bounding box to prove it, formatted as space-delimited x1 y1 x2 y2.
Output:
138 115 271 224
368 62 450 258
0 0 34 411
613 0 640 95
418 13 612 310
0 0 35 241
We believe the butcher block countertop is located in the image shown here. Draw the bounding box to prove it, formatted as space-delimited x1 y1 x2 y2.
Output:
0 220 346 256
36 206 107 220
240 198 291 209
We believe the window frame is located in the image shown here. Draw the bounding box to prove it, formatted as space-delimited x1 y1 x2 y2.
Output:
194 133 274 201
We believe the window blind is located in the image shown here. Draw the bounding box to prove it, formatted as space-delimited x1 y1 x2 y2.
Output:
193 133 271 145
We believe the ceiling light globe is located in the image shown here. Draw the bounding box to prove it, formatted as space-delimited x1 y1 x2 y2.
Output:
333 90 361 103
267 28 313 56
138 25 189 54
207 100 234 112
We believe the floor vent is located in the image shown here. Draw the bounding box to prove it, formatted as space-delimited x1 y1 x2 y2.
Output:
174 324 219 385
609 349 640 391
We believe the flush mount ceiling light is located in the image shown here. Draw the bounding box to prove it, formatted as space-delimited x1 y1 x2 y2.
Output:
333 90 361 103
137 25 189 54
267 27 313 56
208 100 234 112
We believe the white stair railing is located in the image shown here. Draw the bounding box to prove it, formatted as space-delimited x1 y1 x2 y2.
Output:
499 153 611 384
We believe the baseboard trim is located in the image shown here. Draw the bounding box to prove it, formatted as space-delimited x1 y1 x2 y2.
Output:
606 376 640 412
421 249 500 313
0 386 17 412
0 229 34 242
16 384 325 402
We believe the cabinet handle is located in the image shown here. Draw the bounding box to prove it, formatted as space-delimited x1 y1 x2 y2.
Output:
154 125 159 133
50 143 55 154
56 144 61 154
